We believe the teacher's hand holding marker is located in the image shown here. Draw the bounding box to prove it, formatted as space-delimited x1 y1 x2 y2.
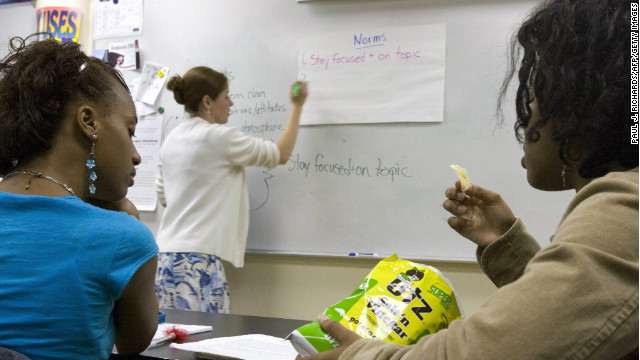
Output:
279 80 308 164
292 73 307 97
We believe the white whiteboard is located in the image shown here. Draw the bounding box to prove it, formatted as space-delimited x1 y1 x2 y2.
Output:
88 0 575 262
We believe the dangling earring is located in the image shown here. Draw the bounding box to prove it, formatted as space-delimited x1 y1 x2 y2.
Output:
561 164 567 189
86 133 97 194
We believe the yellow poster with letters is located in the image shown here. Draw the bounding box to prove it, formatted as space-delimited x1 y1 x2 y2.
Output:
36 6 82 43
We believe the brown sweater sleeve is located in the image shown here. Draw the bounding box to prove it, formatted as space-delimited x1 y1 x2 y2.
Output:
476 218 541 288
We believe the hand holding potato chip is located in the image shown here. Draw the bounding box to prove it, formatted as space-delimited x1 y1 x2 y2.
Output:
450 164 471 191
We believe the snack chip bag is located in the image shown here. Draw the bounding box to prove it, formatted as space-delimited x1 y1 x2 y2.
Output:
287 254 463 356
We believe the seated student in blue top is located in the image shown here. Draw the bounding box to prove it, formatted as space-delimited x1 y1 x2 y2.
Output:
0 34 159 360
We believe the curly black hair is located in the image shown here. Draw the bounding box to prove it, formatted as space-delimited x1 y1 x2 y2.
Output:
497 0 637 178
0 33 129 175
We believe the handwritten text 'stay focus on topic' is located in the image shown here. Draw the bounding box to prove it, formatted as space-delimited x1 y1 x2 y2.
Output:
300 32 422 70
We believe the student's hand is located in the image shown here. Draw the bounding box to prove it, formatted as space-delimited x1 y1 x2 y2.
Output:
290 81 309 106
296 315 363 360
86 197 140 219
443 182 516 248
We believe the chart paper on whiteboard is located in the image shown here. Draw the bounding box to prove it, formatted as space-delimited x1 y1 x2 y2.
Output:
298 24 446 125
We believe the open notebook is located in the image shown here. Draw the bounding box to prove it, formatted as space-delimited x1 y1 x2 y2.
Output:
170 334 299 360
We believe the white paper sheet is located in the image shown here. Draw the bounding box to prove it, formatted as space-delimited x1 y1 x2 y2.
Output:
170 334 299 360
297 24 446 125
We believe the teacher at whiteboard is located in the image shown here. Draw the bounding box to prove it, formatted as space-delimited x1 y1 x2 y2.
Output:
154 66 308 313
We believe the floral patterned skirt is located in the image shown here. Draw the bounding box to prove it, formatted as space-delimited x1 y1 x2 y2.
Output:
155 252 231 313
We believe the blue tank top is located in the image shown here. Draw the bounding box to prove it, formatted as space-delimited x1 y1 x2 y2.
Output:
0 192 158 359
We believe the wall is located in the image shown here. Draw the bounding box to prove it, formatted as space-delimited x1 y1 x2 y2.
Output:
0 2 36 57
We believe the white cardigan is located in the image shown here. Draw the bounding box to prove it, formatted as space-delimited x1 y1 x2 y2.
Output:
154 117 280 267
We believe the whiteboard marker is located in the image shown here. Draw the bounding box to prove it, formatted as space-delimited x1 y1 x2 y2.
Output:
292 81 301 96
348 252 378 256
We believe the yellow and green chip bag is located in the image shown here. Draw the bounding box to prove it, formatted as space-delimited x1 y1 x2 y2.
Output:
287 254 463 356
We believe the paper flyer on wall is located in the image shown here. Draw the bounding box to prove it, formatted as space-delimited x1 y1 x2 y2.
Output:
108 39 139 71
93 0 142 40
136 62 170 105
127 113 162 211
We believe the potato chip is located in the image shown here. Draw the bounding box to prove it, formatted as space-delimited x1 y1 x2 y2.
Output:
450 164 471 191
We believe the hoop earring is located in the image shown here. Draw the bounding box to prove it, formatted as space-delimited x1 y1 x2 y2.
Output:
86 133 97 194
